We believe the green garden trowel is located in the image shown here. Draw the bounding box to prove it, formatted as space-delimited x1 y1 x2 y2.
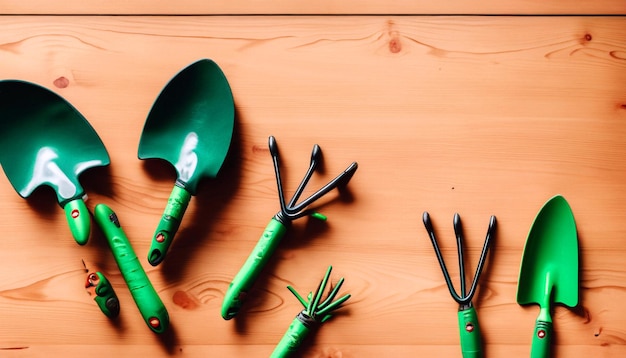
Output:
138 59 235 266
517 195 579 358
0 80 110 245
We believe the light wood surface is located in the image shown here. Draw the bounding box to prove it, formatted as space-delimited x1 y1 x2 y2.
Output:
0 13 625 358
0 0 624 15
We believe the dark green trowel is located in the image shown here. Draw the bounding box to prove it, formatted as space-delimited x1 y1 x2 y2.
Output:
517 195 579 358
138 59 235 266
0 80 110 245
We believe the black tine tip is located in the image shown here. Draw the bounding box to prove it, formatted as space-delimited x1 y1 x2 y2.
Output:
337 162 358 187
268 136 278 156
488 215 497 232
453 213 462 233
422 212 433 232
311 144 322 164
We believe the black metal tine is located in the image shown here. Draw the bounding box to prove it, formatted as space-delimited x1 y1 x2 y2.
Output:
287 144 321 208
453 213 467 298
269 136 290 215
464 215 496 302
284 161 358 215
422 212 466 304
269 136 357 220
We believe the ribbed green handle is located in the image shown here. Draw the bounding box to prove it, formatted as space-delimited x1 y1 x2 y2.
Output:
270 317 310 358
94 203 170 334
221 218 287 320
530 320 552 358
458 307 482 358
64 198 90 245
147 184 192 266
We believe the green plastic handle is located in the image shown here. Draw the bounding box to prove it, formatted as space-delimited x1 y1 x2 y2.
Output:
221 217 287 320
530 319 552 358
93 203 170 334
86 271 120 319
64 198 90 245
270 316 310 358
147 184 192 266
458 306 482 358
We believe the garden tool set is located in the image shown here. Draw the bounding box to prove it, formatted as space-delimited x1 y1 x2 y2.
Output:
0 56 582 356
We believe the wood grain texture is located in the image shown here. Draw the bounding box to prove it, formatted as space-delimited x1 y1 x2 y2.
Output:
0 0 624 15
0 15 625 357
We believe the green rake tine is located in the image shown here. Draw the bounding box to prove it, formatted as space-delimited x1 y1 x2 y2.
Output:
287 285 308 308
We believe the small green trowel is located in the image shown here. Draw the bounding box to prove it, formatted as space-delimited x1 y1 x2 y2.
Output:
517 195 579 358
0 80 110 245
138 59 235 266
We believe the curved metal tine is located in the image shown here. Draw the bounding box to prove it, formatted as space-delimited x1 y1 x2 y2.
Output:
269 136 327 219
453 213 467 298
464 215 496 302
269 136 290 214
287 144 321 209
422 212 466 304
284 161 358 216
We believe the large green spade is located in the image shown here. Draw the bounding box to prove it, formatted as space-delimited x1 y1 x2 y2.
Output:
517 195 579 358
0 80 110 245
138 59 235 266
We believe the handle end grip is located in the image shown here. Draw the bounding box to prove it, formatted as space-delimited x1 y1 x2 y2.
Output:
221 284 245 320
86 271 120 319
64 199 90 245
148 185 192 266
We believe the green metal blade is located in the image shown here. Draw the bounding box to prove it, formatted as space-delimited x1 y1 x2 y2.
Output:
138 59 235 195
517 195 579 308
0 80 110 203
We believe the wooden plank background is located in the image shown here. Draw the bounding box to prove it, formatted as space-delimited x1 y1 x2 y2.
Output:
0 0 624 15
0 11 625 358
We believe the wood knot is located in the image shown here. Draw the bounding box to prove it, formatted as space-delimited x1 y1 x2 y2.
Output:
172 290 198 309
389 32 402 53
53 76 69 89
584 33 592 42
252 144 269 154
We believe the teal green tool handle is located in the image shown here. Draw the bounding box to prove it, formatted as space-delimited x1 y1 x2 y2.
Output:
530 320 552 358
458 306 482 358
270 316 311 358
94 203 169 333
147 184 192 266
64 198 90 245
221 217 287 320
